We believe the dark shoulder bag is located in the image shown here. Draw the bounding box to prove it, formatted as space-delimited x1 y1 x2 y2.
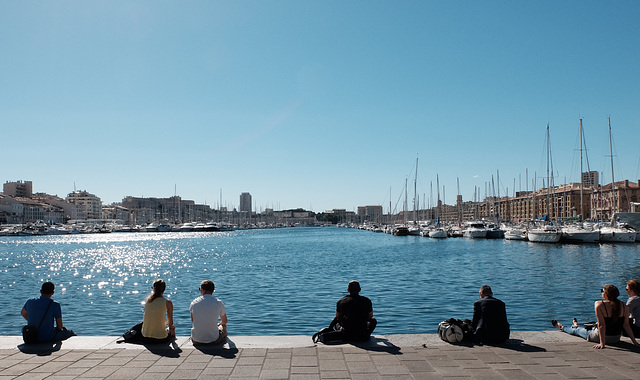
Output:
22 300 53 344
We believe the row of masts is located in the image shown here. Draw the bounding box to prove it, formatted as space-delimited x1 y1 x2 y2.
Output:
393 117 622 224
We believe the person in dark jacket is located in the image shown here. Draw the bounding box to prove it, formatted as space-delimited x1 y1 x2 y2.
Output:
335 280 377 341
472 285 510 344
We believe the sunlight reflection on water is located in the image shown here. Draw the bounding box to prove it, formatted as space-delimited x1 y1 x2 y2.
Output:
1 228 639 337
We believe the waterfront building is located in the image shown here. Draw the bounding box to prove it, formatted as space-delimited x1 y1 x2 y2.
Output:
33 193 82 222
357 205 383 224
66 190 102 220
590 180 640 220
3 180 33 198
0 196 62 224
101 204 131 224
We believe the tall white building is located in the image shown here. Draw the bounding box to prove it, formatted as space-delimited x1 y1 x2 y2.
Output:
66 190 102 220
239 192 252 213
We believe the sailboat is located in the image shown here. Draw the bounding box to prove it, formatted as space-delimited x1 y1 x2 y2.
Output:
528 124 562 243
598 117 637 243
561 119 599 243
429 175 448 238
408 157 421 235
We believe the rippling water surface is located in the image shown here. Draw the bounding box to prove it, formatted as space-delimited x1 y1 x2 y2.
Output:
1 227 639 336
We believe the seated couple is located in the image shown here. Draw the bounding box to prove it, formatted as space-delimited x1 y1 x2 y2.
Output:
137 279 227 345
552 284 640 349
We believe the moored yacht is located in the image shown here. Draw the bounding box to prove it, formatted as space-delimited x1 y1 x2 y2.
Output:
462 222 487 238
527 225 561 243
560 225 599 243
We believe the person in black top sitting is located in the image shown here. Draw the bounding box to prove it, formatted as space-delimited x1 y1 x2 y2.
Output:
335 280 377 341
472 285 510 344
552 284 640 349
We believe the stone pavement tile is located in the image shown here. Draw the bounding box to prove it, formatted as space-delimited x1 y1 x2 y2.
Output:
455 359 490 369
399 359 435 373
80 365 119 378
52 351 91 362
145 364 178 373
376 365 411 376
293 347 318 356
167 369 203 379
343 353 370 362
265 351 291 359
587 367 634 380
432 366 472 377
130 352 162 362
155 356 187 366
316 370 350 379
318 359 347 371
0 363 40 376
123 359 157 368
84 352 115 360
317 349 344 360
29 360 70 373
205 357 237 368
370 355 401 366
106 366 147 379
67 359 104 368
258 368 290 379
292 355 318 366
54 366 90 377
424 356 462 368
100 356 133 366
229 364 262 378
289 374 320 380
41 376 77 380
136 373 170 380
290 366 319 374
200 366 234 376
496 368 538 379
12 373 48 380
0 358 25 369
471 351 511 364
236 355 264 366
176 361 208 371
263 358 290 369
520 364 562 376
345 361 377 374
239 348 267 357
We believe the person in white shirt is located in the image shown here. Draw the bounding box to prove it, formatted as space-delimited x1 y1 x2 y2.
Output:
189 280 227 345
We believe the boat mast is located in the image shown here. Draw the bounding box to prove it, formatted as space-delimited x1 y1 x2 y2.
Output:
546 124 551 221
608 116 615 219
413 156 418 225
579 119 584 221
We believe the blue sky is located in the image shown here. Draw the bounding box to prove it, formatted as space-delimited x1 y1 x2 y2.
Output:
2 1 639 213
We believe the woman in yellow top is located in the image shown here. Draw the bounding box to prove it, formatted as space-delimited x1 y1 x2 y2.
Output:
141 279 175 343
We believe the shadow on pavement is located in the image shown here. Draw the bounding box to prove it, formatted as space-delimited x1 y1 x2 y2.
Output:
192 338 239 358
17 341 62 356
351 337 402 355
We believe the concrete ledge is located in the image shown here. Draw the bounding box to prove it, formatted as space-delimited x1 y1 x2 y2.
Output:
0 331 583 351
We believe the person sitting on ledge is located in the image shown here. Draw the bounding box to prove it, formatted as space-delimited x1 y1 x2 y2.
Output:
552 284 640 349
472 285 510 344
141 279 175 343
625 279 640 337
21 281 75 343
190 280 228 345
335 280 377 341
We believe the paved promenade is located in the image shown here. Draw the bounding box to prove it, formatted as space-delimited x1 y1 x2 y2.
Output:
1 332 639 379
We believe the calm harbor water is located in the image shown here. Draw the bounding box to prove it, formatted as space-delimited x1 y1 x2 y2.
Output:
1 227 639 337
